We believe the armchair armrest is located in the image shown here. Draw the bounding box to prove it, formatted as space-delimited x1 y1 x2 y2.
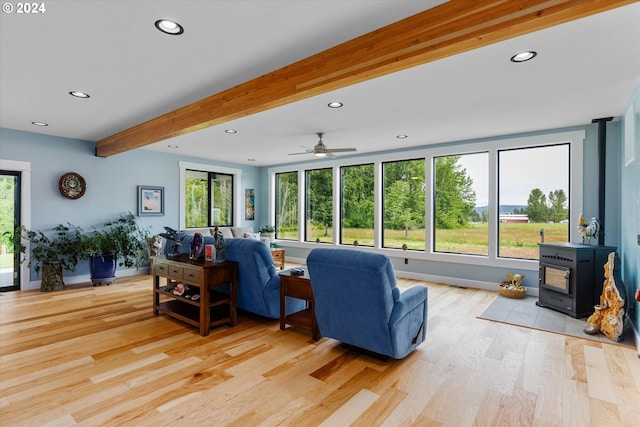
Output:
388 286 428 358
389 286 428 327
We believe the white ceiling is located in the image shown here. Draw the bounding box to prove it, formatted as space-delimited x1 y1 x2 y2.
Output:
1 1 639 167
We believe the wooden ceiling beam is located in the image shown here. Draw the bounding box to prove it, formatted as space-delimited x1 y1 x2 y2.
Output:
95 0 633 157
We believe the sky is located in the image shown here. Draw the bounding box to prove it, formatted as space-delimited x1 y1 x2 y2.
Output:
457 144 569 207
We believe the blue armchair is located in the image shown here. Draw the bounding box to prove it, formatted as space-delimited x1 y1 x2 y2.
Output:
306 248 428 359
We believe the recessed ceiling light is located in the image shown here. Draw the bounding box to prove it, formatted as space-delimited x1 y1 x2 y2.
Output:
225 129 237 134
155 19 184 35
167 144 179 149
69 91 90 98
396 134 408 139
510 51 537 63
328 102 343 108
32 121 48 126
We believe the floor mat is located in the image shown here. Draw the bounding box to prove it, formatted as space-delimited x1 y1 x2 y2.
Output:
477 294 635 348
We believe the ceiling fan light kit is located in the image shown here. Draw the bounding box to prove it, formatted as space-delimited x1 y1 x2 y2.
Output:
289 132 357 158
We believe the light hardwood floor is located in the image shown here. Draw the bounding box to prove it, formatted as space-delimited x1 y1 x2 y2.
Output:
1 274 638 427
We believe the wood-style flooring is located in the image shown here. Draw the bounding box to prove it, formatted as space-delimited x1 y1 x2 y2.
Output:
1 274 638 426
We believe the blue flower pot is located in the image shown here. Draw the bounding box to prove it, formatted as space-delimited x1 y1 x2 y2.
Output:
90 253 117 286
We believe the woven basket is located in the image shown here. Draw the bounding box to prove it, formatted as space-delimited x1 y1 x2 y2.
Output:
499 281 527 299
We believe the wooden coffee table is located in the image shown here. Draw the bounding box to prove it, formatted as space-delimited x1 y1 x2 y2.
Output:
279 268 320 340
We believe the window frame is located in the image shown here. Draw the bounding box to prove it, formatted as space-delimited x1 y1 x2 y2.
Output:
179 161 242 230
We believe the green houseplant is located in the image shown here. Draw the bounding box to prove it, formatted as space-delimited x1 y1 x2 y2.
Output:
83 212 150 286
10 224 85 292
258 224 276 242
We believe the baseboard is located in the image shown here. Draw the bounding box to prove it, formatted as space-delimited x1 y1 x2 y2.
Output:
285 256 539 297
25 267 150 290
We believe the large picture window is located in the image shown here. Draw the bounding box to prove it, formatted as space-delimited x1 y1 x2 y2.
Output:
383 159 425 250
185 170 234 228
433 153 488 256
305 168 333 243
498 144 569 259
276 171 299 240
340 164 374 246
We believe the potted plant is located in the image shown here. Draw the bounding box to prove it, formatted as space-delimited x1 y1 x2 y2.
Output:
83 212 150 286
9 224 84 292
258 224 276 242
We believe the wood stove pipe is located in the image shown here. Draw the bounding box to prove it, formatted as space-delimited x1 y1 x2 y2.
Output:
592 117 613 246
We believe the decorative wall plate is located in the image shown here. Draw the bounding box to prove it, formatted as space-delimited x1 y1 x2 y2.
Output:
59 172 86 199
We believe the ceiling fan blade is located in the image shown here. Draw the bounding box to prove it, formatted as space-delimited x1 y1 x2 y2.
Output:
326 148 357 153
288 151 313 155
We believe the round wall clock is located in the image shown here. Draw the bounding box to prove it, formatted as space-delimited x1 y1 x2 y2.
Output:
58 172 86 200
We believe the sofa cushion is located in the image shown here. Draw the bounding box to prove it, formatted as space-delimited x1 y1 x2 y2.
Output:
180 227 213 236
217 227 234 239
230 227 253 237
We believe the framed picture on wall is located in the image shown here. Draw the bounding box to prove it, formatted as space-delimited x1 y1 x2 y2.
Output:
245 188 255 220
138 185 164 216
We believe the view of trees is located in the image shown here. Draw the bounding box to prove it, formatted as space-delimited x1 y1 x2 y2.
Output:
184 170 233 228
340 164 374 244
0 176 15 249
524 188 568 223
276 171 298 239
434 155 477 229
305 168 333 242
185 174 208 227
383 159 425 230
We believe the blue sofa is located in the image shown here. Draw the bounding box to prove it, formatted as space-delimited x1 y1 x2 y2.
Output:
167 233 304 319
306 248 428 359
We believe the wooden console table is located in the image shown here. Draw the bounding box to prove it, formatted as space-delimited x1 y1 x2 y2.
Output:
152 255 237 336
279 268 319 340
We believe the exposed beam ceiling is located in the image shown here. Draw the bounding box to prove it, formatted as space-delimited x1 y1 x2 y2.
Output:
95 0 635 157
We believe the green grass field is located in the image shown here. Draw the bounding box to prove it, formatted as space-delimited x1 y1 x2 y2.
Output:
278 222 568 259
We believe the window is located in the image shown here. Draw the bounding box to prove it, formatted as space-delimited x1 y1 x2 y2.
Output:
184 170 234 228
305 168 333 243
498 144 569 259
340 164 374 246
276 171 298 240
382 159 425 250
433 153 488 256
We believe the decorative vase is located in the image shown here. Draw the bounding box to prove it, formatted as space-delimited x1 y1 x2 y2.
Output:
90 253 117 286
190 232 204 259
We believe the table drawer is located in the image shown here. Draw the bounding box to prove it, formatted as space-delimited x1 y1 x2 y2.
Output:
183 267 201 283
155 262 169 276
285 278 313 299
168 265 184 280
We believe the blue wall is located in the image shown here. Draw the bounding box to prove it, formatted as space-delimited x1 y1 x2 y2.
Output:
1 128 261 281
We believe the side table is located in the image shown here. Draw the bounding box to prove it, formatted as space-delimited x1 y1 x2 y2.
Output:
270 248 285 270
279 268 320 340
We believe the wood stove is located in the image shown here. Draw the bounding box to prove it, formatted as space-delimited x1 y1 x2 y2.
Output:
537 243 616 318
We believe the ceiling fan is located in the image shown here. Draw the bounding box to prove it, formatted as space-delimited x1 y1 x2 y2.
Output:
288 132 357 158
